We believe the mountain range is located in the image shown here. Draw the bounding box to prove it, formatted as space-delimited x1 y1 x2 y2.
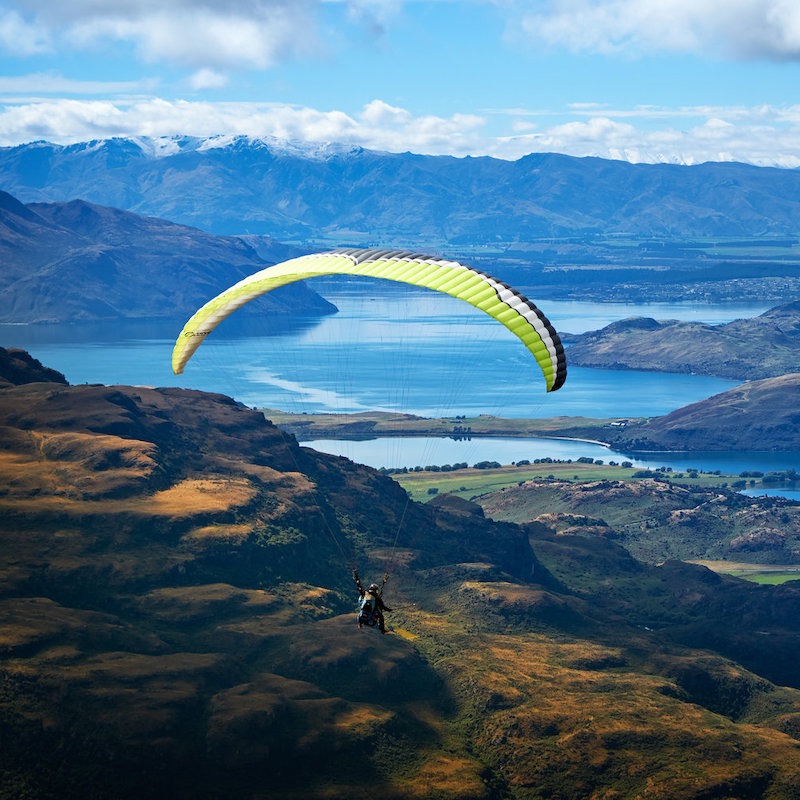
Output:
0 189 332 324
2 136 800 244
2 347 800 799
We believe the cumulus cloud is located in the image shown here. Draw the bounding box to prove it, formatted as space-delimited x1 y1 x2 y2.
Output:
0 0 320 68
4 0 800 71
518 0 800 60
0 97 488 156
0 96 799 167
494 109 800 167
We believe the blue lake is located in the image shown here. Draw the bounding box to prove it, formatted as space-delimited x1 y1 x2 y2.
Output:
1 290 759 419
2 288 796 488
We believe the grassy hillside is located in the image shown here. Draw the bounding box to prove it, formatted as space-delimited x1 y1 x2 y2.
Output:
3 347 800 799
565 301 800 381
609 372 800 451
396 460 755 501
474 475 800 565
394 457 800 565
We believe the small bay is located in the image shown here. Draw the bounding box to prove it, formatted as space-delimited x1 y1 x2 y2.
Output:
301 436 800 497
299 435 800 474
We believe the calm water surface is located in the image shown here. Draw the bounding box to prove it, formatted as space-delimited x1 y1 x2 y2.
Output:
2 289 795 485
302 436 800 499
1 290 760 418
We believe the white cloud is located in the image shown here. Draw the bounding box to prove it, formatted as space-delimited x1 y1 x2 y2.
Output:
1 1 320 69
188 69 229 91
0 97 487 155
517 0 800 60
495 111 800 167
0 97 799 168
0 7 49 54
4 0 800 77
0 72 155 94
361 98 411 125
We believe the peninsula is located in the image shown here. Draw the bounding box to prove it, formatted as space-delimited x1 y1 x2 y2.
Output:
264 371 800 452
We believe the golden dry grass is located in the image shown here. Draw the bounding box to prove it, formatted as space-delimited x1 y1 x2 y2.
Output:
393 754 491 799
133 583 279 622
0 430 158 499
434 631 800 798
5 381 800 800
0 597 119 654
181 522 255 544
388 594 800 800
53 651 226 682
136 477 256 516
0 475 257 519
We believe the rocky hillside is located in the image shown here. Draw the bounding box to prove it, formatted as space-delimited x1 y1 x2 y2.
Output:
478 474 800 565
565 300 800 381
3 347 800 799
605 372 800 451
0 346 67 387
0 190 332 324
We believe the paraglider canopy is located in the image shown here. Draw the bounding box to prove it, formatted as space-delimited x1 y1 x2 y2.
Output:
172 248 567 392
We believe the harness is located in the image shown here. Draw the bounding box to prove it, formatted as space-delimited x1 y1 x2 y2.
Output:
357 592 381 627
353 569 389 630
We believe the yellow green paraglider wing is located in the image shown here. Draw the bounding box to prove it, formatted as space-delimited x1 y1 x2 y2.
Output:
172 248 567 392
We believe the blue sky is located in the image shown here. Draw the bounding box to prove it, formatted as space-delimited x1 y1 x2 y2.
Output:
0 0 799 165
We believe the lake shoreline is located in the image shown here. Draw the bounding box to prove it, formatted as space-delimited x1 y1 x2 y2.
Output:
277 409 800 500
265 408 761 454
262 408 636 445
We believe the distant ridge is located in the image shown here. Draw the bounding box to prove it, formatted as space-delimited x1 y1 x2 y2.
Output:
610 372 800 451
2 135 800 242
566 300 800 381
0 190 334 324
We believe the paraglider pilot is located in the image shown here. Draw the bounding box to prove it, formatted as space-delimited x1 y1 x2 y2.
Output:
353 569 392 634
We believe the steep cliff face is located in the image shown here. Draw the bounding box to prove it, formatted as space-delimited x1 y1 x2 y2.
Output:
2 352 800 800
0 346 67 387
